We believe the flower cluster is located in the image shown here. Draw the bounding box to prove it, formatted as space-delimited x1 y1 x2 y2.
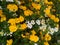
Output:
0 0 60 45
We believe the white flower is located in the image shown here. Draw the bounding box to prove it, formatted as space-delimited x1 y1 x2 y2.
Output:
31 20 35 25
13 13 18 16
17 1 21 5
6 0 14 2
48 31 54 35
0 6 2 9
10 32 13 34
41 19 45 25
34 43 38 45
36 20 40 25
45 14 48 17
48 28 55 35
48 27 58 35
39 24 47 31
10 35 12 37
54 27 58 32
43 25 47 30
0 0 2 1
4 33 7 36
51 27 58 32
26 21 30 24
27 23 33 29
6 33 10 36
39 26 44 30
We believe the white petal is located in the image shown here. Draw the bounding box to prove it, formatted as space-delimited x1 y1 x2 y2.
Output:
34 43 38 45
26 21 30 24
41 19 45 25
36 20 40 25
31 20 35 25
54 27 58 32
0 6 2 9
17 1 21 5
27 23 32 29
6 0 14 2
10 32 13 34
39 26 43 30
49 28 55 35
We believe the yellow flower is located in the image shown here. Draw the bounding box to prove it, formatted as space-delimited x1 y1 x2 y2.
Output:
25 32 30 36
44 8 50 15
21 32 30 38
44 42 49 45
29 35 39 42
54 18 59 22
24 10 28 16
25 32 30 38
44 0 53 5
21 34 26 38
15 18 20 23
15 16 24 23
44 34 51 41
29 10 33 16
6 39 13 45
0 10 3 16
7 4 18 12
50 15 55 20
0 11 6 22
47 14 51 17
19 16 24 22
32 3 41 10
44 6 52 15
24 10 33 16
8 18 16 25
40 31 42 35
19 6 27 10
20 23 27 30
0 16 6 22
9 25 18 32
31 30 36 35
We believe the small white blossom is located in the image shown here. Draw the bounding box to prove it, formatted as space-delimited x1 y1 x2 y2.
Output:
48 27 59 35
54 27 58 32
26 21 30 24
10 35 12 37
0 0 2 1
39 24 47 31
10 32 13 34
6 0 14 2
57 40 60 43
27 23 33 29
43 25 47 31
4 33 7 36
34 43 38 45
36 20 40 25
17 1 21 5
41 19 45 25
39 26 44 30
0 6 2 9
13 13 18 16
45 14 48 17
7 34 10 36
48 28 55 35
48 31 54 35
31 20 35 25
